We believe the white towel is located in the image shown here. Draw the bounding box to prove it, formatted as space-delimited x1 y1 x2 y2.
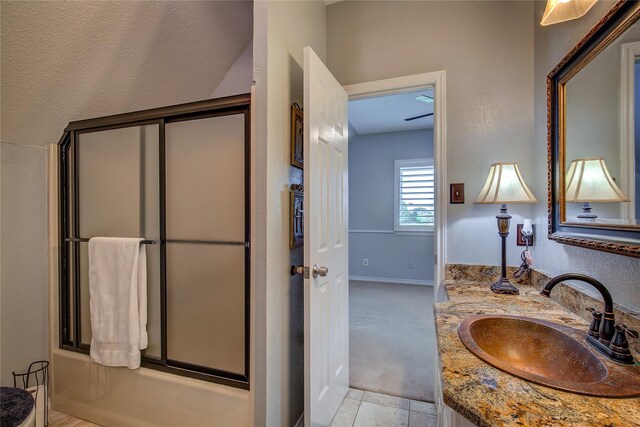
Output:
89 237 148 369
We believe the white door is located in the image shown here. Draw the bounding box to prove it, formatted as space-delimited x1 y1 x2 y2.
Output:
304 46 349 427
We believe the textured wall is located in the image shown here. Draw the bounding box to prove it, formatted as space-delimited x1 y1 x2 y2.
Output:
253 1 327 426
349 129 434 282
1 1 252 147
211 41 253 99
532 0 640 310
327 0 535 269
1 0 252 385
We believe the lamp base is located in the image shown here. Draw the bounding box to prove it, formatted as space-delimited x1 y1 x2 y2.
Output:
577 213 597 219
578 202 597 219
490 278 520 295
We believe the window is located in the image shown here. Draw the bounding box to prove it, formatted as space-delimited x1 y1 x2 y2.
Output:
394 159 435 233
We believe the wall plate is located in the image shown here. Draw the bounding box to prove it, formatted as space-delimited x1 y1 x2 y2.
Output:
450 183 464 204
516 224 535 246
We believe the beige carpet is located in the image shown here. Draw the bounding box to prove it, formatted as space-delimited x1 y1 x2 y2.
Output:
349 280 435 402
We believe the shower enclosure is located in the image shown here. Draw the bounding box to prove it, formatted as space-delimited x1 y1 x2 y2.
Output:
51 94 251 426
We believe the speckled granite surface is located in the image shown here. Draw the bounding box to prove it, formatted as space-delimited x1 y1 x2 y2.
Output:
445 264 528 286
436 280 640 427
446 264 640 354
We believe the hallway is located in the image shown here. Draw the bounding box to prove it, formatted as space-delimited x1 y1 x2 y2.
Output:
349 281 435 402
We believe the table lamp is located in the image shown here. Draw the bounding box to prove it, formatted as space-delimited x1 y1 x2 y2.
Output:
565 157 630 220
475 163 537 295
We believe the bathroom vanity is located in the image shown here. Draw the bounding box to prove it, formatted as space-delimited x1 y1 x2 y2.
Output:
434 268 640 427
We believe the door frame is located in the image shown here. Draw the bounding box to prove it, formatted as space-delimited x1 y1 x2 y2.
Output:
343 71 447 296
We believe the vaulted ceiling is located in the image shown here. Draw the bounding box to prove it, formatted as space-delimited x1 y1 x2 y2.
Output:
1 1 253 147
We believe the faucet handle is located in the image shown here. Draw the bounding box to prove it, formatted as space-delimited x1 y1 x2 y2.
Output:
616 324 639 340
587 308 602 339
609 324 637 364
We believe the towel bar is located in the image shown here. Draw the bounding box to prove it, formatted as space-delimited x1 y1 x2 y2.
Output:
66 237 158 245
65 237 249 247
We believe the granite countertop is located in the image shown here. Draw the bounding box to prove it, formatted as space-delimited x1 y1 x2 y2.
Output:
436 280 640 427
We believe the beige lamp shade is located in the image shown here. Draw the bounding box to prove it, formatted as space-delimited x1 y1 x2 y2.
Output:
540 0 598 26
475 163 538 204
565 157 630 202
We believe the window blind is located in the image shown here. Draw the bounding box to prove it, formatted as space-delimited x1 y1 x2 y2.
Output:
397 160 435 229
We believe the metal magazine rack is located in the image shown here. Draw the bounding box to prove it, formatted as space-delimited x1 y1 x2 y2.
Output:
12 360 49 427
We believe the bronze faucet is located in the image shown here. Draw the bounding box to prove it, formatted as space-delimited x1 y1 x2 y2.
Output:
540 273 637 364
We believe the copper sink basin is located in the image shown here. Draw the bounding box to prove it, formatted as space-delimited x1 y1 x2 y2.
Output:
458 314 640 397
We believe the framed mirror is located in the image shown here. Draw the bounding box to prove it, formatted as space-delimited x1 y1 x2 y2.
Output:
548 0 640 257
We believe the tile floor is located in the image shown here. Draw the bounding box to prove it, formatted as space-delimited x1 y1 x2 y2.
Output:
330 388 437 427
48 390 437 427
48 409 102 427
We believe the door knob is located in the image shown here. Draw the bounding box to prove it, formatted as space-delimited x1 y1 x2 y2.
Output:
312 264 329 278
290 264 329 279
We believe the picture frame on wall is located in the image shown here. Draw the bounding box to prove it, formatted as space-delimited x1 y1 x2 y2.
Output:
289 184 304 249
290 103 304 169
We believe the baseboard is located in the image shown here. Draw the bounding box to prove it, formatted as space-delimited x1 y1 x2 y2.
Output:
294 412 304 427
349 275 434 286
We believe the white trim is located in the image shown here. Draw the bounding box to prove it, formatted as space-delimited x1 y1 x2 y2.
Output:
394 230 434 237
345 70 447 297
621 41 639 222
349 275 434 286
294 413 304 427
348 229 434 236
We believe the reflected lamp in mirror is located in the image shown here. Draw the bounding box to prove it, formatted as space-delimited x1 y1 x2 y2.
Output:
475 163 537 295
565 157 630 220
540 0 598 26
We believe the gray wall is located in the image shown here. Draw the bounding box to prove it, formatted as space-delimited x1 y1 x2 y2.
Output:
349 128 434 283
329 2 640 311
533 0 640 309
327 0 535 269
0 143 48 386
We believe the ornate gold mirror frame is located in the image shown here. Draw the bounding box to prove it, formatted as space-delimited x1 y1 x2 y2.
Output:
548 0 640 258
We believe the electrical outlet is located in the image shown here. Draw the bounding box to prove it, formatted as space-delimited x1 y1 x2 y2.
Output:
516 224 536 246
363 258 368 266
408 261 415 269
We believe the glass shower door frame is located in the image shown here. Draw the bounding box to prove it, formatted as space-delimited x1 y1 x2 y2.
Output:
58 95 251 389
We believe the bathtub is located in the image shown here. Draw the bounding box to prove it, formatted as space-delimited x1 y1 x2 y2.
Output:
48 145 251 427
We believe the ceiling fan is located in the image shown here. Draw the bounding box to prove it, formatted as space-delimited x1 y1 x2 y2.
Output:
404 93 434 121
404 112 434 122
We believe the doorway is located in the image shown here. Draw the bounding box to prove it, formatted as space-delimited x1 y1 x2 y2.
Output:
343 72 446 403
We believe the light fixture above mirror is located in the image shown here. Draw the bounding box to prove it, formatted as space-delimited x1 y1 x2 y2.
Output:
541 0 598 26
